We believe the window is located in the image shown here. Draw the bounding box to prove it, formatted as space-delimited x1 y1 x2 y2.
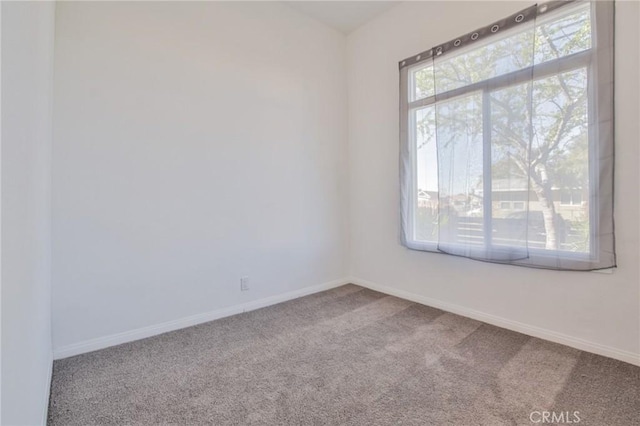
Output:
560 189 584 206
400 1 615 270
513 202 525 211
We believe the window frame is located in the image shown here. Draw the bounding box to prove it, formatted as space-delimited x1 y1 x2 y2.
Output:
399 1 615 269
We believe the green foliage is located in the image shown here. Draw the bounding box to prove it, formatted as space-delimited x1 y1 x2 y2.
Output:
413 6 592 251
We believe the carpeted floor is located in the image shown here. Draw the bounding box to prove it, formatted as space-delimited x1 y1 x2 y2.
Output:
48 284 639 425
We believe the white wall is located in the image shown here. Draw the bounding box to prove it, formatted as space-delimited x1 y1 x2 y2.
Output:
1 1 56 424
52 2 349 352
50 0 640 366
347 1 639 363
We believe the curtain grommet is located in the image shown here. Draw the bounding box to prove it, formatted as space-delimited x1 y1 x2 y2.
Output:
471 32 479 41
515 14 524 23
454 39 461 47
491 25 499 33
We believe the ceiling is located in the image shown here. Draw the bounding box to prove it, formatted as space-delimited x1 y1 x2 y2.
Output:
284 1 399 34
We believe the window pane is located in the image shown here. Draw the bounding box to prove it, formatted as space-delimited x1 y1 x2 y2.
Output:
411 65 435 101
436 93 484 247
490 81 532 250
535 3 591 65
434 25 535 95
489 67 590 253
414 106 438 242
531 68 590 253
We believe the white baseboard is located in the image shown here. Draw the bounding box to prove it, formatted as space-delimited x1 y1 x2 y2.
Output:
53 276 639 366
40 351 53 425
348 276 640 367
53 278 350 360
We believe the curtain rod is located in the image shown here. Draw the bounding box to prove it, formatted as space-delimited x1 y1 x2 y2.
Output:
398 0 579 70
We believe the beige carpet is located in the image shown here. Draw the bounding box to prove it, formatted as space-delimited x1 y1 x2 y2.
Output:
48 284 639 425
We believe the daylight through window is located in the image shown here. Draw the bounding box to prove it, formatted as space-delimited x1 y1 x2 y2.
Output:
399 1 615 270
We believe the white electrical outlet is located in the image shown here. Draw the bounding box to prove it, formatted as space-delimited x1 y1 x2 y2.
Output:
240 276 250 291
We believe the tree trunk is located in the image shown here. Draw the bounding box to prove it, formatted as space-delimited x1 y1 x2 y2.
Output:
530 165 558 250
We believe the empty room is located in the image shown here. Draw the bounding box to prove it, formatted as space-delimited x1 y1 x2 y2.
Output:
2 0 639 425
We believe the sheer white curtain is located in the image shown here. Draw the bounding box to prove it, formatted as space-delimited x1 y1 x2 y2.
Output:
399 1 615 270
